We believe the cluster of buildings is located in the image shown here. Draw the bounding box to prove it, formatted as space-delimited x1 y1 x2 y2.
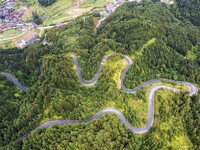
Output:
0 23 31 31
0 0 42 49
103 0 125 16
160 0 174 5
102 0 142 16
0 0 29 31
96 0 141 28
103 0 173 17
18 35 39 49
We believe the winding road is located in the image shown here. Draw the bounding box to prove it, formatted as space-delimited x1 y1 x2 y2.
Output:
121 56 198 96
19 85 180 140
0 55 198 140
72 54 111 86
0 72 28 92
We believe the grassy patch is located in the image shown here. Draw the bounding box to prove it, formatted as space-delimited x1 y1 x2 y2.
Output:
170 135 193 149
25 0 73 25
138 38 156 56
187 50 197 60
127 96 148 127
0 40 15 49
80 0 113 8
106 54 125 88
0 29 22 39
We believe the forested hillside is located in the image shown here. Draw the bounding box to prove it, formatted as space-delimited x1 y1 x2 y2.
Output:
0 1 199 149
175 0 200 26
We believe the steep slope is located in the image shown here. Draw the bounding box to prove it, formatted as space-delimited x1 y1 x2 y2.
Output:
0 1 199 149
175 0 200 26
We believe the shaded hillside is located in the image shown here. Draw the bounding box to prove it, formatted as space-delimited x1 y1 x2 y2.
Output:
176 0 200 26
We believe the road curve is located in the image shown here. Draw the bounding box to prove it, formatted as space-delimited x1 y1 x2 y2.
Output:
18 86 184 140
72 54 111 86
17 55 198 140
0 72 28 92
72 54 198 96
121 56 198 96
0 55 198 140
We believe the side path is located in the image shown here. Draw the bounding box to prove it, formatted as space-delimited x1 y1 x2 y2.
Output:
0 55 198 140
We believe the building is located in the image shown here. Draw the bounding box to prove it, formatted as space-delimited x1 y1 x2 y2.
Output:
106 3 114 11
56 22 62 27
161 0 174 5
0 0 28 31
26 35 39 46
32 22 38 28
114 0 125 5
18 40 26 49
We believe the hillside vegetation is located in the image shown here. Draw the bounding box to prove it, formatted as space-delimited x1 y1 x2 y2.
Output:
0 1 200 149
175 0 200 26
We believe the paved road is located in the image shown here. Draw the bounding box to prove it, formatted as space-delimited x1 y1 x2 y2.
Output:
19 85 191 140
0 72 28 92
72 54 198 96
0 27 32 41
19 86 179 138
18 55 198 139
0 0 90 41
72 54 111 86
0 55 198 139
121 56 198 96
40 62 44 75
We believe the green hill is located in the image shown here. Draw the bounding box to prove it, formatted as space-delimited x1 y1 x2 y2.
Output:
175 0 200 26
0 1 200 149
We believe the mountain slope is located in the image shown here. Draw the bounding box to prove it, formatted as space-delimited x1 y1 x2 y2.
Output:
0 1 199 149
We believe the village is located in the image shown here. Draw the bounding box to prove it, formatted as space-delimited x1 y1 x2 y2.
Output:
0 0 40 48
0 0 174 31
0 0 31 31
0 0 174 49
96 0 174 28
105 0 174 16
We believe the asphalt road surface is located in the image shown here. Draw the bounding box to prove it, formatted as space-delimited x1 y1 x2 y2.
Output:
72 54 111 86
0 72 28 92
0 55 198 140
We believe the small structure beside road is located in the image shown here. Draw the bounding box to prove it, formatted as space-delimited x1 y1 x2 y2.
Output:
160 0 174 5
56 22 62 27
17 34 39 49
18 40 26 49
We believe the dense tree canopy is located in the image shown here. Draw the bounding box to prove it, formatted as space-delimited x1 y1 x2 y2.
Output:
32 12 43 25
175 0 200 26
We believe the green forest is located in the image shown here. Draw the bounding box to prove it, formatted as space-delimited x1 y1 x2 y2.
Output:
0 1 199 149
175 0 200 26
32 12 43 25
